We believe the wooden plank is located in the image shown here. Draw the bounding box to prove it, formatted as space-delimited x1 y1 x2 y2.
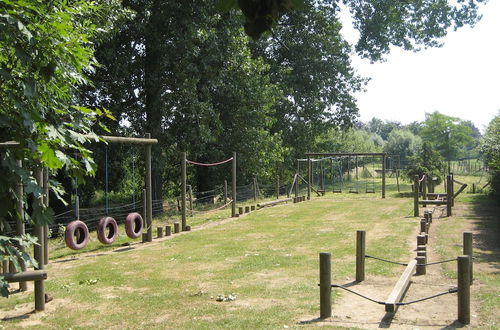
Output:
426 193 447 197
385 260 417 312
418 200 447 205
1 270 47 283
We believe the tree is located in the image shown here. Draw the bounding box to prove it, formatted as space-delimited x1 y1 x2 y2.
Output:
384 129 422 161
366 118 401 141
420 111 474 167
0 0 120 295
403 142 445 184
480 112 500 198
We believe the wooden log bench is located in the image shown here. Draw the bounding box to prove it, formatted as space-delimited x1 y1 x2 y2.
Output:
257 198 292 208
385 260 417 312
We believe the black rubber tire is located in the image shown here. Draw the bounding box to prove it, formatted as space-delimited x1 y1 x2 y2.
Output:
65 220 89 250
125 212 143 239
97 216 118 244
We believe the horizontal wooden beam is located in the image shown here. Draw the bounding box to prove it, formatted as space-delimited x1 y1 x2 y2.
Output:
418 200 447 205
385 259 417 312
1 270 47 283
257 198 292 208
305 152 386 157
0 141 21 149
100 135 158 145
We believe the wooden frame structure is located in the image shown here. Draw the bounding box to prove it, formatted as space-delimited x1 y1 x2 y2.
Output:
304 153 387 199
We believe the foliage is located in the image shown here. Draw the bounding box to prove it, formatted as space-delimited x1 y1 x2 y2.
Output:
365 118 401 140
0 0 119 296
384 129 422 161
420 111 474 161
316 128 383 154
480 112 500 198
403 142 445 184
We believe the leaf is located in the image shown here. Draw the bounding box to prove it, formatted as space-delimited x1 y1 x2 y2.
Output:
23 78 36 98
39 62 57 82
39 142 64 168
216 0 237 12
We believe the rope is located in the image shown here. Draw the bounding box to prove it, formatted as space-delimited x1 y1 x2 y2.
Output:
423 258 457 266
330 284 458 306
365 255 408 266
186 157 233 167
190 200 233 214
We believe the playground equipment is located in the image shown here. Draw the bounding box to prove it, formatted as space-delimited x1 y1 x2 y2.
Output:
181 152 236 230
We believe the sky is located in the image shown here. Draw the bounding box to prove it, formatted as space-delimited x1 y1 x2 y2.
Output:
340 1 500 132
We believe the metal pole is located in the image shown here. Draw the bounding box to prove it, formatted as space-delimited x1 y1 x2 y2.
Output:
319 252 332 318
181 152 187 231
145 133 153 241
231 152 236 217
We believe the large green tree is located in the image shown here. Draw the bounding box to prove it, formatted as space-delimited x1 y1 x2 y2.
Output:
480 112 500 198
384 129 422 161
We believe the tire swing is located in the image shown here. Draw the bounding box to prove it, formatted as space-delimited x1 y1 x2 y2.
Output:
65 220 90 250
125 212 143 239
97 216 118 244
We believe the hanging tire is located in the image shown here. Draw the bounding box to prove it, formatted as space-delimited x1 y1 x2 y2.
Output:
65 220 89 250
125 212 143 239
97 216 118 244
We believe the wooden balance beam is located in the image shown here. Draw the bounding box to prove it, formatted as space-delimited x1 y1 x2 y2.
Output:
257 198 292 208
385 259 417 312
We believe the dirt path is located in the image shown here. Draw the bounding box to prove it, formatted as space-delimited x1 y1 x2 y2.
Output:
320 205 480 329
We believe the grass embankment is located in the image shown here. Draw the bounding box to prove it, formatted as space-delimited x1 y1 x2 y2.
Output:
2 197 416 329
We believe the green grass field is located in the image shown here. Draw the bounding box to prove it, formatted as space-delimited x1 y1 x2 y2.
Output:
1 186 498 329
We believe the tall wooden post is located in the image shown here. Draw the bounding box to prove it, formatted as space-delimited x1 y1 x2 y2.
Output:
457 255 471 324
188 184 193 213
43 168 49 265
145 133 153 241
422 175 427 207
446 175 452 217
356 230 365 282
181 151 187 231
463 232 473 284
224 180 228 204
253 177 257 201
294 174 299 198
307 158 312 200
16 160 27 291
414 175 419 217
451 172 455 206
382 154 386 198
355 156 358 180
276 175 280 199
231 152 236 217
34 167 45 311
319 252 332 319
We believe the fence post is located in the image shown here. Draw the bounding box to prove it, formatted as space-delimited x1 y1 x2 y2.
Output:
15 159 27 291
188 184 193 214
447 175 452 216
307 158 312 200
145 133 153 241
34 167 45 311
253 177 257 201
181 152 187 231
356 230 365 282
276 175 280 200
224 180 228 204
457 255 471 324
463 232 473 284
319 252 332 319
382 153 386 199
414 175 419 217
232 152 237 218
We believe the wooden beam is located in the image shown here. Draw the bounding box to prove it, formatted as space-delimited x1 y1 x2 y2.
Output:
1 270 47 283
257 198 292 208
418 200 447 205
100 135 158 145
305 152 386 157
385 260 417 312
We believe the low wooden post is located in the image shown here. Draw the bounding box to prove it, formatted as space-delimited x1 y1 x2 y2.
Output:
472 183 476 194
245 206 250 213
165 225 172 236
463 232 473 284
447 175 452 216
142 233 147 243
414 175 419 217
157 227 164 238
238 206 243 215
457 255 471 324
417 245 426 252
174 222 180 234
420 219 427 234
416 256 426 275
356 230 365 282
251 205 255 211
319 252 332 319
417 234 426 247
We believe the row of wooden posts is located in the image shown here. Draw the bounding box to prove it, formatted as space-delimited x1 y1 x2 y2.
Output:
319 210 474 324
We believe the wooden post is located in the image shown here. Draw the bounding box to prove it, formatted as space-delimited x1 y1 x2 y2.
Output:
232 152 236 217
355 156 358 180
396 169 400 193
382 154 386 198
294 173 299 198
253 177 257 201
15 159 27 291
224 180 228 204
238 206 243 215
187 184 193 214
43 167 49 265
446 175 452 217
181 152 187 231
157 227 164 238
145 133 153 241
276 175 280 200
463 232 473 284
165 225 171 236
307 158 311 200
420 219 427 234
245 206 250 213
33 167 45 311
142 189 146 222
417 234 426 246
319 252 332 319
422 175 427 207
451 172 455 207
356 230 365 282
414 175 419 217
457 255 471 324
174 222 180 234
416 256 426 275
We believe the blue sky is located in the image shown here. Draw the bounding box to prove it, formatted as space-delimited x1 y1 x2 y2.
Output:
341 1 499 132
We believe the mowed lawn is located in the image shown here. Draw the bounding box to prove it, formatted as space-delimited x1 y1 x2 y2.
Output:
1 198 431 329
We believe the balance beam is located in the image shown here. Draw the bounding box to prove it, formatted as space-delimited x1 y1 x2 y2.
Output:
418 200 447 205
385 260 417 312
257 198 292 208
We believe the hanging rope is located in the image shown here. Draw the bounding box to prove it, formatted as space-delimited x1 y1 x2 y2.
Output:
186 157 233 167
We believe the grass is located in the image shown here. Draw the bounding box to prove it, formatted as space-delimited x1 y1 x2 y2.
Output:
2 197 417 329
